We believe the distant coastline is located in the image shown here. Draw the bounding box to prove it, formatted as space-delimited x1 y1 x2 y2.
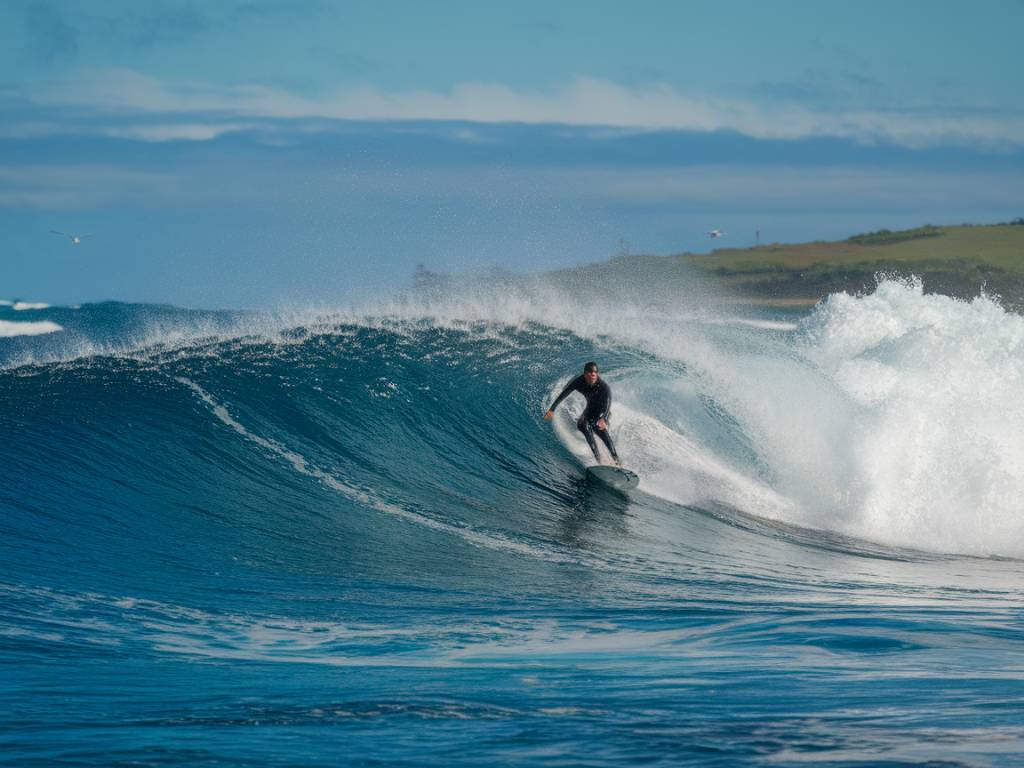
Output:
559 221 1024 310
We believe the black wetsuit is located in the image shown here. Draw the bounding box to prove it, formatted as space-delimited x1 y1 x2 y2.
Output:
549 375 620 463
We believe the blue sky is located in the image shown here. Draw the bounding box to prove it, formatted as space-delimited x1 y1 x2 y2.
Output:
2 0 1023 307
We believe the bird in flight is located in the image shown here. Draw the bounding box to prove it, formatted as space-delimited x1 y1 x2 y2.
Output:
50 230 91 245
707 229 726 238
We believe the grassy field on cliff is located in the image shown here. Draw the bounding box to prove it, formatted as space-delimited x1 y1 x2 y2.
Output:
437 222 1024 311
675 223 1024 306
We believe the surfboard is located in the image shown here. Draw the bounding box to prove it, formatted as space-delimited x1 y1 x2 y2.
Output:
586 465 640 492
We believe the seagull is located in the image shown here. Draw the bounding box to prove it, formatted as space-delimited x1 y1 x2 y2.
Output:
50 230 91 245
707 229 726 238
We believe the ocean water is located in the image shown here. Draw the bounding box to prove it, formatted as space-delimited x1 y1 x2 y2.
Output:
2 279 1023 766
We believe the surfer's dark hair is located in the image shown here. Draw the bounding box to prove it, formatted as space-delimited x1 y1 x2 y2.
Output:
583 361 599 373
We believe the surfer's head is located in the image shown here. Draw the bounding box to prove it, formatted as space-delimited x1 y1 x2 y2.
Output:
583 361 599 384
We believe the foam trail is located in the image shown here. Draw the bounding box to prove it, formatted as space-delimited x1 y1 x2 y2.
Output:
0 583 740 670
549 385 798 519
176 377 578 564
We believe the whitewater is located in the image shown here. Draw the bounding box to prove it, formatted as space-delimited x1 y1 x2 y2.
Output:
2 278 1023 766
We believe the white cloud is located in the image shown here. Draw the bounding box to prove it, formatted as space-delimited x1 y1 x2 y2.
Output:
23 69 1024 149
0 119 256 143
102 122 257 142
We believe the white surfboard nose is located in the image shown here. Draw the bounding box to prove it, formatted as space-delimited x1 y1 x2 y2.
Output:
586 465 640 491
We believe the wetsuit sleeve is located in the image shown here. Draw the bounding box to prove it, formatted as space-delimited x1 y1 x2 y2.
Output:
549 375 583 412
594 382 612 420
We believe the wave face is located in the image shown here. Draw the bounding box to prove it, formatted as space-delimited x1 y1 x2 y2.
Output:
3 281 1024 766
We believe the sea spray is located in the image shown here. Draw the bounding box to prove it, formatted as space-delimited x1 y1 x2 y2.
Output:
4 279 1023 557
389 274 1024 556
796 278 1024 556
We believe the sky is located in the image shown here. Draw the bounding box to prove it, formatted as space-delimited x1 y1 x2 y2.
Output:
2 0 1023 308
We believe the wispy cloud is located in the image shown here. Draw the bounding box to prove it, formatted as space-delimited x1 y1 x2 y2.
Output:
101 121 258 142
5 157 1021 215
16 70 1024 149
0 164 177 208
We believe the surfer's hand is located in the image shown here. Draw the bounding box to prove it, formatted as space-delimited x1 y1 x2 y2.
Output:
543 410 554 421
597 418 607 430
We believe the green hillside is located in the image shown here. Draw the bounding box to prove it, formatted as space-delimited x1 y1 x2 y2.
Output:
676 222 1024 306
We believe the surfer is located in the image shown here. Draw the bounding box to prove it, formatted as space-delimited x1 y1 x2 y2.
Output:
544 361 621 465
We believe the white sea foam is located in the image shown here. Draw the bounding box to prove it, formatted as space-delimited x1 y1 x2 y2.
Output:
12 301 50 311
696 284 1024 557
373 275 1024 557
633 278 1024 557
708 316 800 332
790 279 1024 556
0 319 63 337
549 391 796 522
0 582 717 668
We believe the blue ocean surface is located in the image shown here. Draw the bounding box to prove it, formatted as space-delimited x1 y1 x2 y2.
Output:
2 281 1023 766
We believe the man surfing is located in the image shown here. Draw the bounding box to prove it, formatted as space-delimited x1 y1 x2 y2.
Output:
544 361 621 466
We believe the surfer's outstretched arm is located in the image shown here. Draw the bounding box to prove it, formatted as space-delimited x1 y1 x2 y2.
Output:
544 375 583 420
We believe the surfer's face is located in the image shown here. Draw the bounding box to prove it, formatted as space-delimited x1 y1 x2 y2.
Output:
584 369 599 385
